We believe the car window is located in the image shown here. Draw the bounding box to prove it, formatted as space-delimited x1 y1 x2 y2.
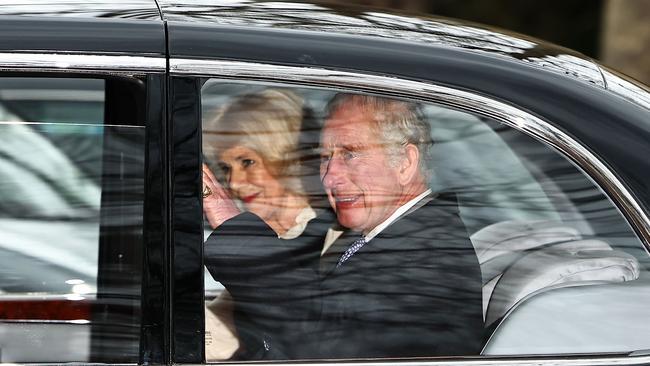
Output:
200 81 650 361
0 77 144 363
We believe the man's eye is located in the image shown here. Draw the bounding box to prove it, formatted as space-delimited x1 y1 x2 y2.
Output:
242 159 255 168
343 150 357 160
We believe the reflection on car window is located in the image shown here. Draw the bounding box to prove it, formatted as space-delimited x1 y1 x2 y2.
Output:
201 81 650 361
0 77 144 363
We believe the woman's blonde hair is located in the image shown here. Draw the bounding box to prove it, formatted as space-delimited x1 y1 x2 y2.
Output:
203 88 306 195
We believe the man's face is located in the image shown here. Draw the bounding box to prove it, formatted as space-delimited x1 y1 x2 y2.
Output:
320 103 403 233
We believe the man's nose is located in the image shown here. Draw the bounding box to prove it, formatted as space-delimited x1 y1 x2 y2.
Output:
321 156 345 188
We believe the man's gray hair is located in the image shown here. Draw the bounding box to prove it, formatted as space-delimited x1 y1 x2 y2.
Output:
326 93 433 180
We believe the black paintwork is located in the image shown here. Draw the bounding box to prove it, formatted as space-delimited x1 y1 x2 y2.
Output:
0 1 163 54
0 17 165 55
169 76 205 363
141 74 168 365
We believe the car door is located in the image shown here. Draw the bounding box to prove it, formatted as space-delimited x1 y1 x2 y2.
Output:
165 8 650 366
0 12 167 364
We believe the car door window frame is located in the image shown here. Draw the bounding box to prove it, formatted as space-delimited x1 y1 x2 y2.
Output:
169 58 650 366
0 52 168 364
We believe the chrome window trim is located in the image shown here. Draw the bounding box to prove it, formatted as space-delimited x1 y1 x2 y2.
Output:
171 58 650 255
0 121 145 129
0 53 165 74
185 357 650 366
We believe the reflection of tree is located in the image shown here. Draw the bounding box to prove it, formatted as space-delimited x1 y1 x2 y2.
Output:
602 0 650 85
328 0 603 55
161 2 539 56
522 54 604 86
0 124 101 219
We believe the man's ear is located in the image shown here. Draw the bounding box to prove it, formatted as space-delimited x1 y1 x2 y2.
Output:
398 144 420 186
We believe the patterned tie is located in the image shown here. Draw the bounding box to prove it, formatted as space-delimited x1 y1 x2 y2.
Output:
337 237 367 268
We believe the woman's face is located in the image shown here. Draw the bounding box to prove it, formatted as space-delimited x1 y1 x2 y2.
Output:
218 145 287 221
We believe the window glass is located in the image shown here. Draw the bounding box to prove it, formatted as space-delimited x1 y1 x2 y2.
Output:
201 81 650 361
0 77 144 362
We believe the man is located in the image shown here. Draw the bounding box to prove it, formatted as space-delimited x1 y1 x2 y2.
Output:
315 94 483 358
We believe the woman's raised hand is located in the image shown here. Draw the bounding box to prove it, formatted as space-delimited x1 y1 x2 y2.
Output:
202 163 240 229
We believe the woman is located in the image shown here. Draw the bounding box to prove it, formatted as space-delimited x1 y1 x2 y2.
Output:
202 89 329 360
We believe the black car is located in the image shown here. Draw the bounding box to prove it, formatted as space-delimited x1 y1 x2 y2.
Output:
1 1 650 365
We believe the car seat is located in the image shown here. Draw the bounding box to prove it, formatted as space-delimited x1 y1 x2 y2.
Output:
470 220 640 325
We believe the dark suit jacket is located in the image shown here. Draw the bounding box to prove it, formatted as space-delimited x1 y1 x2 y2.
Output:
205 193 483 360
204 209 332 360
315 192 483 358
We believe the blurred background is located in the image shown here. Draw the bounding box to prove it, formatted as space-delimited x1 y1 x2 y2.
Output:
325 0 650 86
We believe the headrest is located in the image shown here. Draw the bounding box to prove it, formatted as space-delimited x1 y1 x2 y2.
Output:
471 220 582 264
485 247 640 325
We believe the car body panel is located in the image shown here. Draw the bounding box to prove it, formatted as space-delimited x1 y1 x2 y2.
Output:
0 0 163 56
0 17 165 56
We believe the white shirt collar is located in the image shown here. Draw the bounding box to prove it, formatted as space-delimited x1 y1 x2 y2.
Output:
279 206 317 240
364 188 432 242
322 189 433 255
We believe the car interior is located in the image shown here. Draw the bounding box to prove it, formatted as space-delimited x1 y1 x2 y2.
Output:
199 82 650 359
200 82 650 359
425 108 649 355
